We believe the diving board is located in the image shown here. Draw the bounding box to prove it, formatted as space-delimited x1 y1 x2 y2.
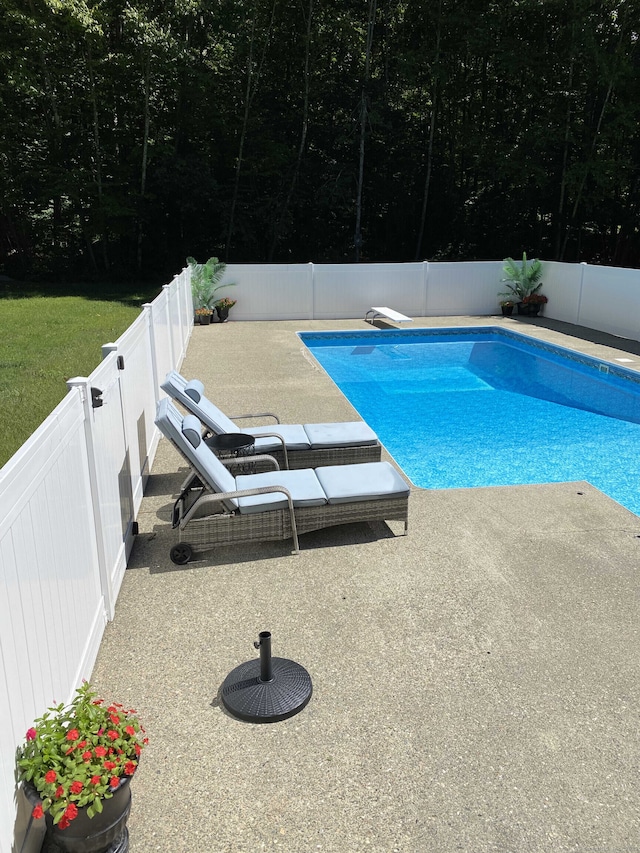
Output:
365 307 413 325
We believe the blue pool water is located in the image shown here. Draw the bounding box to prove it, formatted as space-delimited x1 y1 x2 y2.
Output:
299 327 640 516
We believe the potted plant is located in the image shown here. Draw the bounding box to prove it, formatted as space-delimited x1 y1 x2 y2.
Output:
194 306 213 325
17 681 147 852
214 296 237 322
518 292 548 316
499 300 515 317
188 256 236 322
498 253 547 315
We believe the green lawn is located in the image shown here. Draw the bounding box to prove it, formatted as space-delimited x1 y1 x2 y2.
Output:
0 293 158 467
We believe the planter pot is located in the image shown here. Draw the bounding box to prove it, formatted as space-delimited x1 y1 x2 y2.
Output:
24 779 132 853
516 302 541 316
215 306 230 322
196 312 212 325
501 304 514 316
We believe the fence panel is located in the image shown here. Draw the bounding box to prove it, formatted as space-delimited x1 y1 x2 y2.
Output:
425 261 503 315
578 264 640 339
1 267 193 853
0 391 104 852
105 312 158 515
313 263 425 319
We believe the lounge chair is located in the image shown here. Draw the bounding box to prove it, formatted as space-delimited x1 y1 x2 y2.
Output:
160 370 381 470
155 398 410 562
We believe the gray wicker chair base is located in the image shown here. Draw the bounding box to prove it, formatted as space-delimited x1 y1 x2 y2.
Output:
224 442 382 474
171 495 409 562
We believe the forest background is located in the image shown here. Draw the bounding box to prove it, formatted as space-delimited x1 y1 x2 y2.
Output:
1 0 639 285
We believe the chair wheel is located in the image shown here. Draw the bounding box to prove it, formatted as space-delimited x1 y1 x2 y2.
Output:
170 543 193 565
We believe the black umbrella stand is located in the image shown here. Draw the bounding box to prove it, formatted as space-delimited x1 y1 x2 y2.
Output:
221 631 313 723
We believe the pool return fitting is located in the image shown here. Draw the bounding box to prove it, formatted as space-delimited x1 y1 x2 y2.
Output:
221 631 312 723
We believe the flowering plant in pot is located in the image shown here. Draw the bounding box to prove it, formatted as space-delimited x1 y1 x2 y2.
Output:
215 296 237 321
17 682 147 832
194 306 213 324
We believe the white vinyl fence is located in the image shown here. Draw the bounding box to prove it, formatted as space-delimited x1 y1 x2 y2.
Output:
0 268 192 853
3 257 640 852
224 260 640 342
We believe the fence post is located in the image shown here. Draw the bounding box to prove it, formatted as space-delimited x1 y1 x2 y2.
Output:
576 261 588 326
65 377 114 620
142 303 161 406
309 262 315 319
422 260 430 317
162 284 176 367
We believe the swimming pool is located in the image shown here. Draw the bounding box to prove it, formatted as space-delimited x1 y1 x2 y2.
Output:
299 327 640 516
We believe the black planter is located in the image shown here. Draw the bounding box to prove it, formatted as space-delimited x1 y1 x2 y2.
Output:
215 306 230 322
516 302 541 316
501 304 514 316
24 779 132 853
197 312 212 325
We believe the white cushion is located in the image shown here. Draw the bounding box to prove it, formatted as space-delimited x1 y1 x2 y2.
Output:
303 422 378 448
315 462 410 504
235 469 327 514
248 424 311 451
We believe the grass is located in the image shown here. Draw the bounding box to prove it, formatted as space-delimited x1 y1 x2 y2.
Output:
0 291 159 467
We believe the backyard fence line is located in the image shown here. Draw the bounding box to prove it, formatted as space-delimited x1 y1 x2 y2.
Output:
0 267 192 853
2 257 639 852
223 259 640 342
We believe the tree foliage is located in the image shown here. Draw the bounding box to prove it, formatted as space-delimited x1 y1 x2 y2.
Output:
1 0 638 281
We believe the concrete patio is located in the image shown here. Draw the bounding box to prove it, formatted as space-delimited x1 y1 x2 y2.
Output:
91 316 640 853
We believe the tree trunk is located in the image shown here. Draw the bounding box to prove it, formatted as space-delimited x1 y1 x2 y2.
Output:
137 51 151 274
354 0 377 263
268 0 313 260
414 0 442 261
225 0 278 259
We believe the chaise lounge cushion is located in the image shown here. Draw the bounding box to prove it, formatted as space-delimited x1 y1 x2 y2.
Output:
235 469 327 514
247 424 310 451
303 422 378 448
315 462 410 504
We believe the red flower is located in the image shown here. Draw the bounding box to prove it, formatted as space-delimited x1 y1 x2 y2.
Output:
65 746 75 755
26 728 37 741
58 816 70 830
95 746 107 757
124 761 136 776
66 729 79 742
125 725 136 736
32 804 44 820
44 770 57 784
70 781 84 794
82 750 92 762
64 803 78 821
55 786 64 799
77 740 87 749
91 775 101 785
109 713 121 725
134 744 141 756
104 760 116 771
107 730 119 741
109 776 120 788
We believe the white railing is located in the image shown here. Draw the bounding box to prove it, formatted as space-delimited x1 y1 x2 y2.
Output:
224 260 640 342
0 268 192 853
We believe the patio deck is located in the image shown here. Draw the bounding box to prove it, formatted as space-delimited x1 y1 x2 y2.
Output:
91 316 640 853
